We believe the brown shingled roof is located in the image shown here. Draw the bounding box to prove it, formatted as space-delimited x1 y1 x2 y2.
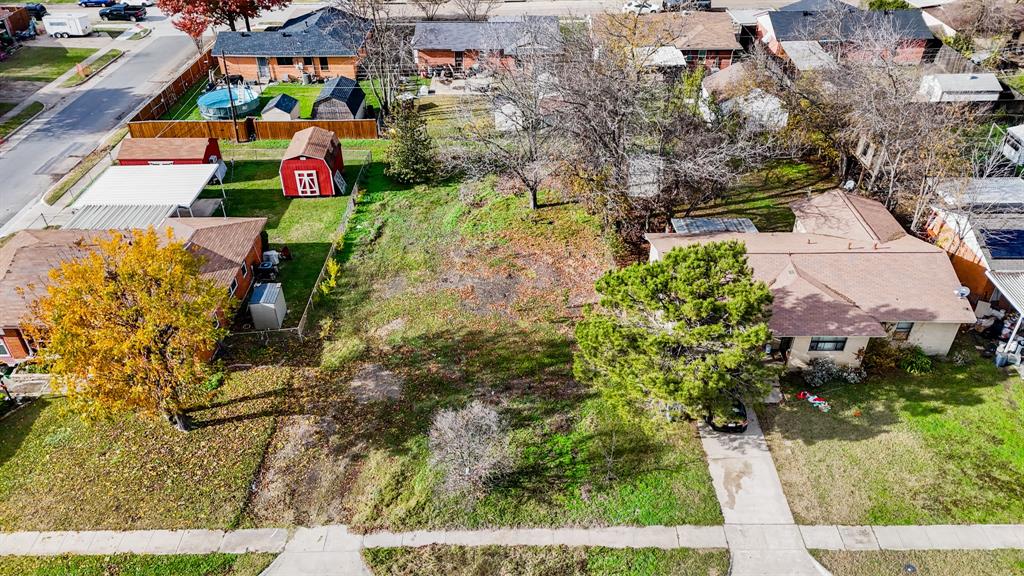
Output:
162 217 267 288
646 231 977 337
118 138 214 162
0 230 110 328
593 12 742 51
791 190 907 243
283 127 338 161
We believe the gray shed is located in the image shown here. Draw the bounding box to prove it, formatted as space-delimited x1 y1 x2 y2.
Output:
249 283 287 329
312 76 366 120
262 93 300 120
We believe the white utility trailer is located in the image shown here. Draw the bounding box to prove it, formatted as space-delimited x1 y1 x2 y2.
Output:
41 14 92 38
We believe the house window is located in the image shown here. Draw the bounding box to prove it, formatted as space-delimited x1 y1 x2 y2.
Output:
891 322 914 342
0 339 9 357
276 57 293 66
697 50 707 64
809 336 847 352
319 57 330 70
302 56 313 66
240 262 248 278
229 278 238 296
295 170 320 196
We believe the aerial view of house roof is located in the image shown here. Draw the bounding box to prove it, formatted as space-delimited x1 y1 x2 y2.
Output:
164 217 267 288
213 7 370 57
0 230 109 327
647 191 976 337
767 9 934 42
593 12 742 51
411 16 560 53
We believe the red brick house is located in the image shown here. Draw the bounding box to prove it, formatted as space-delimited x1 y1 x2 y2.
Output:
593 12 743 71
213 7 369 82
411 16 561 73
0 219 266 366
117 138 222 166
280 127 345 197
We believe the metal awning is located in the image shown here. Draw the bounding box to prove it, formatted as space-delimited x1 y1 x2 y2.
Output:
64 204 177 230
73 164 223 210
987 270 1024 342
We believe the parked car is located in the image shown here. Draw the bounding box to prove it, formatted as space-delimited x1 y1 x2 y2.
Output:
78 0 116 7
98 3 146 21
705 401 749 434
622 0 662 12
23 3 47 19
662 0 711 9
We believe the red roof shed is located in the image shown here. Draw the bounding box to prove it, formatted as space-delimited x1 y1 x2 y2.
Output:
117 138 222 166
279 127 345 197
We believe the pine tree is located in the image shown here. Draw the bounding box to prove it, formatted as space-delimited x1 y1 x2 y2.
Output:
385 104 437 184
574 241 777 419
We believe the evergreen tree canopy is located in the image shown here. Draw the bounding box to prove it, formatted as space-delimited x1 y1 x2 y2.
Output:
574 241 776 418
385 103 438 184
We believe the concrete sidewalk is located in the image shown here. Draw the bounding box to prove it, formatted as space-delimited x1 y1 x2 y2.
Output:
1 524 1021 557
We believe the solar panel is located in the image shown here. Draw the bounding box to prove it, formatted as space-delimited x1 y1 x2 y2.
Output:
671 217 759 236
981 229 1024 260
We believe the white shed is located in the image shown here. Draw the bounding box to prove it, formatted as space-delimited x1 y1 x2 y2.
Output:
916 73 1003 102
1001 124 1024 166
249 283 287 330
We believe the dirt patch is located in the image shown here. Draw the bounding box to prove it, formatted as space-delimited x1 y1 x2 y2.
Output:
348 363 404 403
245 368 370 527
0 81 46 103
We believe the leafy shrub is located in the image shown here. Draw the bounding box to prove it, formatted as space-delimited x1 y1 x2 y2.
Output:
385 104 437 184
945 33 975 56
951 349 974 367
803 357 866 387
203 371 225 392
428 401 511 497
899 346 933 375
860 338 905 373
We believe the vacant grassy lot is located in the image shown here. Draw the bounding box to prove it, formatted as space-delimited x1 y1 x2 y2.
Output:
0 367 287 530
688 160 833 231
210 149 371 320
242 159 720 529
416 95 488 139
364 546 730 576
760 339 1024 525
0 101 43 138
0 554 275 576
0 47 97 82
812 550 1024 576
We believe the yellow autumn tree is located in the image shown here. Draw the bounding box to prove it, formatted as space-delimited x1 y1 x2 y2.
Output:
23 227 235 431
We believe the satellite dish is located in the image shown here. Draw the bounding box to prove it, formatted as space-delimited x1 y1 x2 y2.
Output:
955 286 970 298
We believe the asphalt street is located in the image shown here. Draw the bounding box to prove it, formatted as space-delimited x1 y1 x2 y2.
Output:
0 22 194 229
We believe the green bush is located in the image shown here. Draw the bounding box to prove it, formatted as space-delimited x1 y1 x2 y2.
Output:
385 104 438 184
899 346 933 375
945 33 975 56
860 338 904 373
203 371 226 392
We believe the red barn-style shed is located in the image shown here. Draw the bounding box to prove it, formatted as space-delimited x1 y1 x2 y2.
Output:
117 137 222 166
280 127 345 197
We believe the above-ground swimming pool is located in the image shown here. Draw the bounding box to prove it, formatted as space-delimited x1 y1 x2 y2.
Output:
197 86 261 120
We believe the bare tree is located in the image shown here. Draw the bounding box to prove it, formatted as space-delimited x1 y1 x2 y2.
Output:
451 0 500 20
333 0 414 118
411 0 447 20
457 21 563 209
428 401 511 496
945 0 1024 37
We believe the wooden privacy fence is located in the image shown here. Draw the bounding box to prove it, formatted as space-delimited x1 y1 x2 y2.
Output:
132 48 215 122
128 118 378 141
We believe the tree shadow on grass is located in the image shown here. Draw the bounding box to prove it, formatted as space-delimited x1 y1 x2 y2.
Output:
0 398 47 470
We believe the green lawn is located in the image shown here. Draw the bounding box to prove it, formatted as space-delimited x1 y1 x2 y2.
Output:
0 554 275 576
811 550 1024 576
1007 73 1024 94
687 160 833 232
0 101 42 138
0 47 97 82
416 95 489 139
259 84 323 119
159 78 207 121
209 150 370 321
0 367 285 530
252 161 721 531
760 338 1024 525
0 103 14 116
364 546 730 576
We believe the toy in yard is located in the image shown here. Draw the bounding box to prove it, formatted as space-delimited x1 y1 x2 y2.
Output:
796 390 831 412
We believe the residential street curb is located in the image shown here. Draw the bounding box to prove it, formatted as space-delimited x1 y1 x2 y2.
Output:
61 49 126 88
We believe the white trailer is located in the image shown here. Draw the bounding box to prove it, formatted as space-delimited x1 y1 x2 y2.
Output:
41 14 92 38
